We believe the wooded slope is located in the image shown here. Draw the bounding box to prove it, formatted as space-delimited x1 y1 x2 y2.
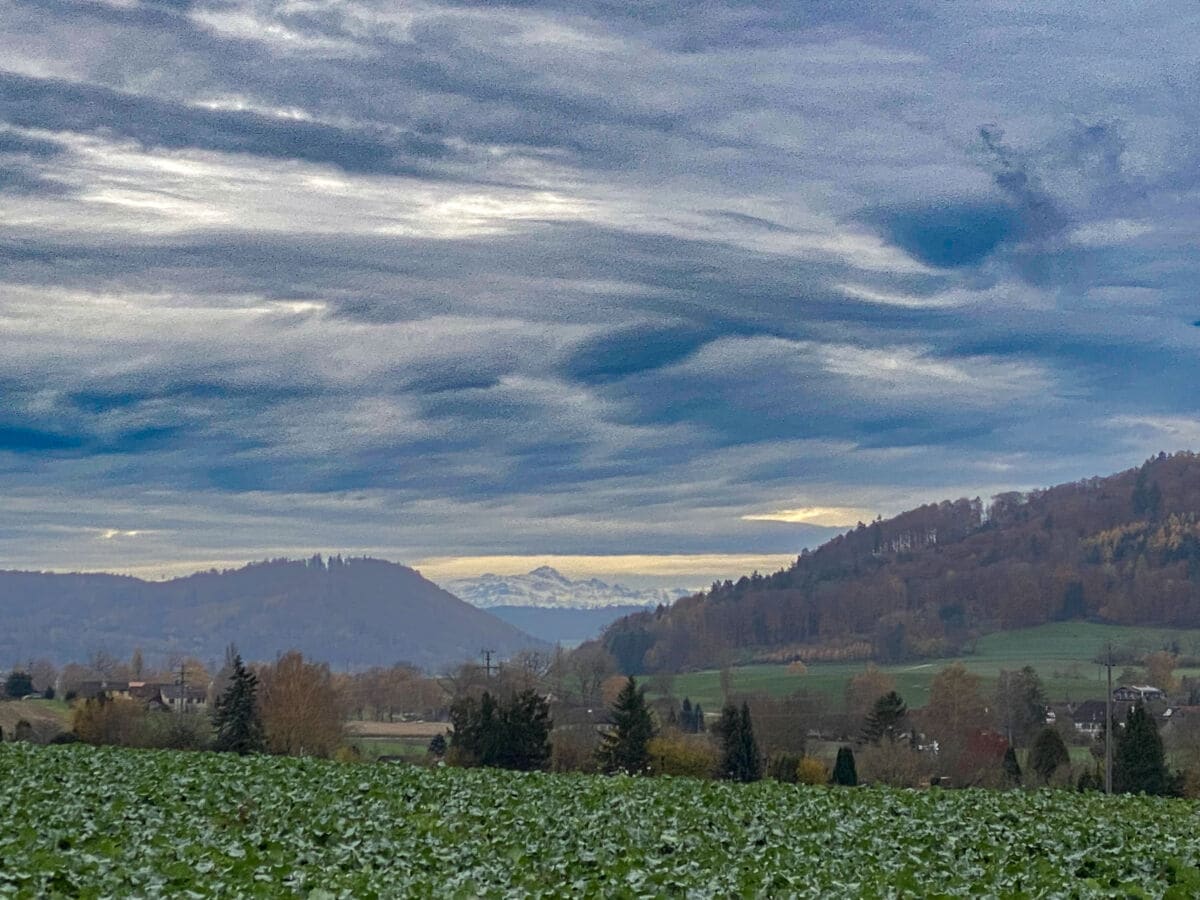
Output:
603 452 1200 673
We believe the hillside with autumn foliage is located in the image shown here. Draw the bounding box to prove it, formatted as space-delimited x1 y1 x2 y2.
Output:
602 452 1200 673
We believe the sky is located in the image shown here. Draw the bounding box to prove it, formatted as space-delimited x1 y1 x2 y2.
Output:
1 1 1198 588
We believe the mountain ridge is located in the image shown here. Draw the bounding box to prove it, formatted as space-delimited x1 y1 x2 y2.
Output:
0 555 545 671
443 566 693 610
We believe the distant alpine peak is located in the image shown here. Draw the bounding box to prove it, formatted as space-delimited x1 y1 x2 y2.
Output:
443 568 694 610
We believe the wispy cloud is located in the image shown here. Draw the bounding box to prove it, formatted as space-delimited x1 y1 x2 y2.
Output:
0 0 1197 576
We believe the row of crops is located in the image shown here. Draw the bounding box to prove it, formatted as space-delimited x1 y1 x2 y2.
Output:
1 742 1199 897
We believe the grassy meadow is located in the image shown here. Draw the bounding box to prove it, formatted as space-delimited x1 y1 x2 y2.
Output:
669 622 1200 711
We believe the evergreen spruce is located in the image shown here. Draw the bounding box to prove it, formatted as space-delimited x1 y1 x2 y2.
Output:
680 698 695 733
3 671 33 699
1029 727 1070 784
1002 745 1023 787
862 691 908 744
694 703 705 733
596 676 655 774
498 689 552 771
716 701 763 782
212 655 264 755
1114 703 1171 795
832 746 858 786
448 690 552 771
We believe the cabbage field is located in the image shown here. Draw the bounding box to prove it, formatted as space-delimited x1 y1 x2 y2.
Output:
2 743 1200 898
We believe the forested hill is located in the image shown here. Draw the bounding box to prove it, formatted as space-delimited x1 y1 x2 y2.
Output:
0 556 546 670
602 452 1200 674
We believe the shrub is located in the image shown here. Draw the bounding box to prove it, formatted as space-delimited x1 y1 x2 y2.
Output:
648 735 718 779
857 743 929 788
767 752 804 783
550 726 599 774
796 756 829 786
1029 727 1071 785
71 698 147 748
142 713 212 751
832 746 858 786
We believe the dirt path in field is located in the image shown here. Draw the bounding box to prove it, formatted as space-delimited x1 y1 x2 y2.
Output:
345 720 448 739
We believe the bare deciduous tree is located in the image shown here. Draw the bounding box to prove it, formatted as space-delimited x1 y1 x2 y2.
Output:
256 651 344 758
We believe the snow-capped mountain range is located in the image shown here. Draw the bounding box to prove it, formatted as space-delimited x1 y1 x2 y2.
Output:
444 566 694 610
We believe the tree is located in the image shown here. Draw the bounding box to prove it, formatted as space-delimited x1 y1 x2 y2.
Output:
845 665 896 726
832 746 858 786
25 659 57 695
212 654 264 755
679 697 703 734
1132 464 1161 518
448 690 552 771
449 691 500 766
4 671 33 698
257 651 344 758
569 643 617 706
428 733 447 759
1002 745 1023 787
924 663 989 747
498 689 552 771
716 701 762 782
71 697 147 747
1144 651 1178 694
1029 727 1070 784
1114 703 1171 795
596 676 655 774
995 667 1047 747
862 692 908 744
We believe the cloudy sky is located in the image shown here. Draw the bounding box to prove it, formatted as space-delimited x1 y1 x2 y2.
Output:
1 0 1197 587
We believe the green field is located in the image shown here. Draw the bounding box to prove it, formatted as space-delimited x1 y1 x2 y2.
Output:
2 743 1200 897
670 622 1200 711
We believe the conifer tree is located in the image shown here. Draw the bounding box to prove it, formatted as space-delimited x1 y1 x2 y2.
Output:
862 691 908 744
1002 745 1023 787
4 671 33 699
1029 726 1069 784
832 746 858 786
1114 703 1171 795
212 655 264 755
448 689 552 771
499 688 552 772
717 701 762 782
596 676 655 774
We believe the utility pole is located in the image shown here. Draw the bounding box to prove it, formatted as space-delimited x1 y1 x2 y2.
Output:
176 661 187 715
1105 642 1113 794
481 650 496 679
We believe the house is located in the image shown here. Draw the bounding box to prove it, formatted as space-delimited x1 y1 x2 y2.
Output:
1112 685 1165 703
1070 700 1111 737
75 680 209 712
1161 705 1200 732
157 684 209 713
76 680 133 701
